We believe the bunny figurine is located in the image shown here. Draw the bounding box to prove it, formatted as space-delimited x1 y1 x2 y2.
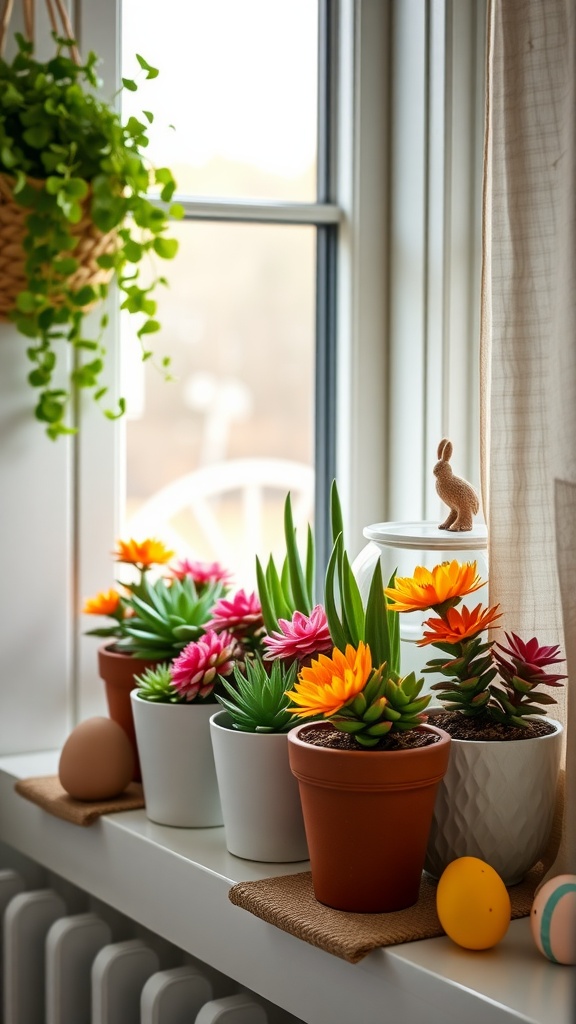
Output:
433 438 479 531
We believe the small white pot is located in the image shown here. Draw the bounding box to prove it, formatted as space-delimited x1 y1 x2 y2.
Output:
210 710 308 862
131 692 223 828
425 716 563 885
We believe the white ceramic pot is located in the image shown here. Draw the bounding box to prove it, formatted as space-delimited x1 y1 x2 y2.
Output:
210 710 308 862
425 717 563 885
131 692 223 828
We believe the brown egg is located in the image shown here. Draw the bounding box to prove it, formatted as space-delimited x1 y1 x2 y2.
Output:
58 717 135 801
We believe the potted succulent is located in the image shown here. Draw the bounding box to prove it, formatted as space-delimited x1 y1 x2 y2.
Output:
385 560 565 884
0 20 182 438
83 540 234 779
210 658 309 862
129 580 265 826
255 484 451 913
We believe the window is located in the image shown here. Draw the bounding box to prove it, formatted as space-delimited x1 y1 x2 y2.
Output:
116 0 338 588
0 1 486 746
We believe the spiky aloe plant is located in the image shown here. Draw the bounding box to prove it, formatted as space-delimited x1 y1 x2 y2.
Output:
114 573 224 660
216 658 298 733
134 663 181 703
323 479 400 673
256 492 315 633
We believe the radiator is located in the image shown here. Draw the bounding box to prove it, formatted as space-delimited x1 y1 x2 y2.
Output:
0 864 302 1024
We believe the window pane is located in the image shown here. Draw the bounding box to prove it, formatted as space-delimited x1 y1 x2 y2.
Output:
121 221 316 587
121 0 318 202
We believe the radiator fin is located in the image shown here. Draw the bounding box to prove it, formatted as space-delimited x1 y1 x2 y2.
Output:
46 912 113 1024
92 939 160 1024
195 994 269 1024
3 888 66 1024
141 965 213 1023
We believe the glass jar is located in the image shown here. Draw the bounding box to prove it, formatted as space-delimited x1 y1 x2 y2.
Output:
352 521 488 693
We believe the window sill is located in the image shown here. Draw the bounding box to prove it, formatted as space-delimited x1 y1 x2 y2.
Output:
0 751 571 1024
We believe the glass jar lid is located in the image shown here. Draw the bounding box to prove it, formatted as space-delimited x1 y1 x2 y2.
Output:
362 521 488 551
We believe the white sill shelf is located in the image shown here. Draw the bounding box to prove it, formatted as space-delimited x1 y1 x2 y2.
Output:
0 751 572 1024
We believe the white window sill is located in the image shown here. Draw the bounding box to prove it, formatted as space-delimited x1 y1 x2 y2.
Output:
0 751 571 1024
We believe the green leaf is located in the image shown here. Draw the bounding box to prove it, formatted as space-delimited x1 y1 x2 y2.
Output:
22 124 52 148
71 285 97 307
137 319 161 337
364 559 390 668
136 54 159 79
153 236 179 260
330 479 344 545
305 524 315 605
284 493 311 614
122 77 138 92
256 556 279 634
341 552 364 647
324 536 348 651
265 557 292 622
169 202 185 220
15 291 37 313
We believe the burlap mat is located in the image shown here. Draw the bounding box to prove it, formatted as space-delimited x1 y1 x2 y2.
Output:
15 776 145 826
228 862 546 964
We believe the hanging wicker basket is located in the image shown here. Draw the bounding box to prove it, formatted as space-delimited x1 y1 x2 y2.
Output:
0 176 117 320
0 0 118 320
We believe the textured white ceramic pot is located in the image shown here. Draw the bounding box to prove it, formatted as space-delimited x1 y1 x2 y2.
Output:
424 717 563 884
131 692 223 827
210 710 308 862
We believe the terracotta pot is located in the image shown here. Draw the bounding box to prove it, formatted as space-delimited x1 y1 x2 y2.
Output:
288 721 451 912
97 643 161 782
425 715 564 885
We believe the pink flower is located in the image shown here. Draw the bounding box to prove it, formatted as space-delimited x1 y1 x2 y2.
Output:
494 632 567 687
263 605 333 666
170 558 232 589
208 589 264 638
171 630 236 701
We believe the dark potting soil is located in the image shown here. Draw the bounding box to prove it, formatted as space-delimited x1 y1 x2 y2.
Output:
430 711 556 742
299 724 440 752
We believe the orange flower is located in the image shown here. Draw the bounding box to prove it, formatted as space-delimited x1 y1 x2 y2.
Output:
113 538 174 568
385 560 484 613
83 589 121 616
286 642 372 719
417 604 502 646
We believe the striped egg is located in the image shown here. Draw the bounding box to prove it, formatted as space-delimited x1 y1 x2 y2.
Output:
530 874 576 965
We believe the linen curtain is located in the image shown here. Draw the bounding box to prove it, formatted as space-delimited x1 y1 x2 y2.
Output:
481 0 575 873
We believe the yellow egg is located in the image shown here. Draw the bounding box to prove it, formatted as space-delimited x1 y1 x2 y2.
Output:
436 856 511 950
530 875 576 965
58 717 134 801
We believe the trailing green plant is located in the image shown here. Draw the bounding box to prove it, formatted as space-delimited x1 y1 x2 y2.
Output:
0 32 183 437
216 658 298 733
134 663 180 703
256 492 314 633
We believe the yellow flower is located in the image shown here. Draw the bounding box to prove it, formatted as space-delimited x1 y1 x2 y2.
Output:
83 589 121 616
384 560 484 613
417 604 502 645
113 538 174 568
286 642 372 719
